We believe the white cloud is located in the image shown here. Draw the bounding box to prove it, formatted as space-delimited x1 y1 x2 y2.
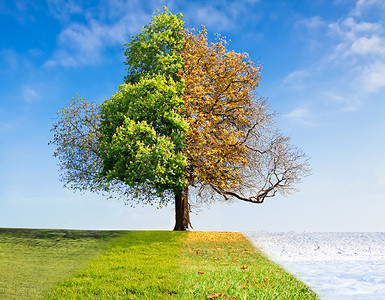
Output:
285 108 316 126
22 87 39 103
296 16 325 30
195 6 232 30
288 2 385 109
326 12 385 95
329 17 382 45
0 0 37 23
347 36 385 56
323 91 362 112
46 21 106 67
45 0 152 68
183 0 261 32
45 12 147 68
286 108 308 119
331 18 384 58
356 61 385 93
351 0 385 16
46 0 83 21
283 70 311 85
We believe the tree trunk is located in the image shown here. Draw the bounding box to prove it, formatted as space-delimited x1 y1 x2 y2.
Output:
173 185 192 231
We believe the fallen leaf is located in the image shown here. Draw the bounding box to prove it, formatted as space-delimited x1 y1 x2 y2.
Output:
198 271 205 274
240 265 248 269
207 293 222 299
212 257 221 261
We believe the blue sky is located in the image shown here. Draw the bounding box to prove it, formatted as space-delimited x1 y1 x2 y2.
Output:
1 0 385 231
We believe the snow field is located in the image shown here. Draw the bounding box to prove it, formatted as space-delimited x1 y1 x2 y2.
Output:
244 232 385 300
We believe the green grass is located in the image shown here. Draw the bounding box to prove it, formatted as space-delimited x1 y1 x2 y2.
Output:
45 231 186 299
0 228 126 299
0 229 320 299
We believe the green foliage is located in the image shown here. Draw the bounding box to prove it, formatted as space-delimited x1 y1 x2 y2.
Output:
50 96 106 193
0 228 124 299
49 95 175 206
100 76 186 144
99 7 188 197
123 7 184 85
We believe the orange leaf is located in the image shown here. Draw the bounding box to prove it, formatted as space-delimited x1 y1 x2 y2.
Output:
240 265 248 269
207 293 222 299
198 271 205 274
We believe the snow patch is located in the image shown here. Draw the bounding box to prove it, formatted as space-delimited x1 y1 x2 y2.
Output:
244 232 385 300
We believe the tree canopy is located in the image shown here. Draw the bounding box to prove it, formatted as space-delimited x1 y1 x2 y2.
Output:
50 8 310 230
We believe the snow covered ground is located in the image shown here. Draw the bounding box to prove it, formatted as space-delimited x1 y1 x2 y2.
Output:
245 232 385 300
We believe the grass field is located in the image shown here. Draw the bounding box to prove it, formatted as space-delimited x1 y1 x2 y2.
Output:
0 228 319 299
0 228 126 299
45 231 185 299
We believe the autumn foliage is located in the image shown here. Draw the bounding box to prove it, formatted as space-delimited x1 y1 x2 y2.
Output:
181 28 261 190
180 26 309 208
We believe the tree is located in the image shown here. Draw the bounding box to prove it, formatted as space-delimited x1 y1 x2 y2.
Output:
50 8 310 231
